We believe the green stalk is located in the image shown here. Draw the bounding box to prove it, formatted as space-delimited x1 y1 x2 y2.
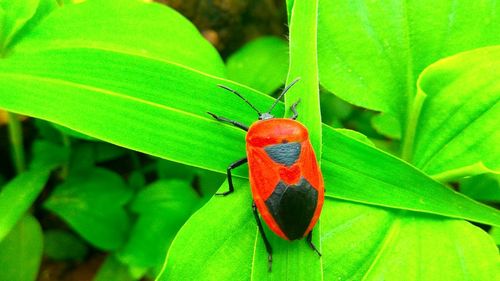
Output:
7 112 26 174
60 133 71 179
401 91 426 162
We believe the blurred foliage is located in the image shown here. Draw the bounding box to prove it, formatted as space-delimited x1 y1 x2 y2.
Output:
0 0 498 280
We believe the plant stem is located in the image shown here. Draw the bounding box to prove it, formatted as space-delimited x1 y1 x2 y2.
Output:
401 91 426 162
7 112 26 174
60 133 71 179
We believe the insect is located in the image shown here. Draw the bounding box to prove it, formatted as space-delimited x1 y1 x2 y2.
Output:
207 78 324 271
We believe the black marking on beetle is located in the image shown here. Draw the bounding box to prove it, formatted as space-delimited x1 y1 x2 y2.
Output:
264 142 301 167
265 178 318 240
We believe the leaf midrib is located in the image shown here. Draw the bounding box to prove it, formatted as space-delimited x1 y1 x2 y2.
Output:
10 43 225 78
0 72 213 122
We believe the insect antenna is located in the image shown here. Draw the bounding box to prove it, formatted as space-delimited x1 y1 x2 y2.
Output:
266 77 301 114
217 84 262 115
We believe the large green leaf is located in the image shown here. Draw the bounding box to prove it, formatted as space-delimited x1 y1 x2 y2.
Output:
0 0 274 173
159 179 500 280
317 0 499 121
43 167 132 250
0 0 497 279
0 0 498 227
226 36 288 94
0 215 43 281
322 126 500 226
157 180 258 281
286 0 321 154
0 168 50 242
10 0 224 75
412 46 500 178
321 201 500 280
0 48 267 173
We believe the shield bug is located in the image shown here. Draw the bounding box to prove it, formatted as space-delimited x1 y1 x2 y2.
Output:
207 78 324 271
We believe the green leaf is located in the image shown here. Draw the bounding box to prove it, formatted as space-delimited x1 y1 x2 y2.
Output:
0 28 497 228
0 0 276 175
157 180 255 281
94 255 135 281
0 0 498 229
490 227 500 246
43 229 88 261
460 173 500 203
11 0 224 76
226 36 288 94
161 180 500 280
0 215 43 281
93 142 127 163
322 126 500 226
130 180 198 214
156 159 225 200
0 168 50 242
371 112 401 140
43 167 132 250
285 0 294 22
52 123 96 140
29 140 68 170
317 0 499 121
335 128 375 147
412 46 500 177
118 180 200 271
286 0 321 155
34 119 64 144
369 138 400 157
321 200 500 280
0 0 37 52
66 141 127 173
0 0 57 54
66 141 95 172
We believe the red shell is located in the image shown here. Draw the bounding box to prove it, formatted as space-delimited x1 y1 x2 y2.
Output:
246 118 324 240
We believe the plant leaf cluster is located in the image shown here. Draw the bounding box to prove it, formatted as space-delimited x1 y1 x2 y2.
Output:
0 0 498 280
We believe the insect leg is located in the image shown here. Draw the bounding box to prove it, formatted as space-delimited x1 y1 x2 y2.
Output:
306 230 322 257
290 98 301 120
216 157 247 196
252 202 273 272
207 112 249 131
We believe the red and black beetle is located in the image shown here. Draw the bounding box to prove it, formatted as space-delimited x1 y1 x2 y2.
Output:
208 78 324 271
